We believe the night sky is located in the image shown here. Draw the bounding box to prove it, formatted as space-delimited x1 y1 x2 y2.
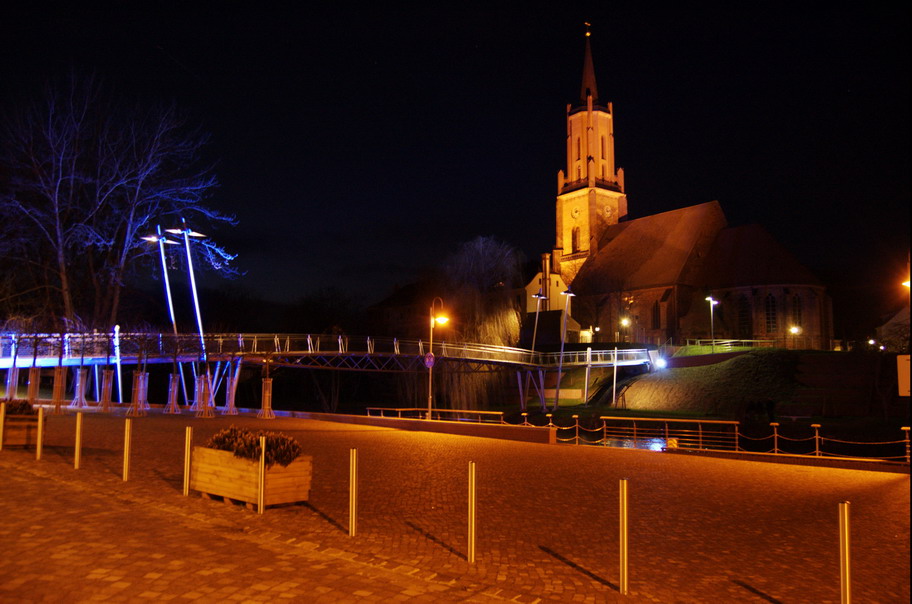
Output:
2 5 909 338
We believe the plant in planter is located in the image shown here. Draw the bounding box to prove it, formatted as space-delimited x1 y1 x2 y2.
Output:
1 400 41 447
189 425 312 509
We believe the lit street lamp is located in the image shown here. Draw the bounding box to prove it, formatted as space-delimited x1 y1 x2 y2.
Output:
620 316 631 343
426 297 448 420
527 289 548 411
142 225 189 406
705 296 719 353
165 219 207 360
552 288 575 411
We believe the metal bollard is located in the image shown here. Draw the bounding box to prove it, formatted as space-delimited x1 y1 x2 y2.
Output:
36 407 44 461
183 426 193 496
349 448 358 537
619 478 629 595
122 418 132 481
74 412 83 469
811 424 821 456
770 422 780 454
468 461 477 563
257 436 267 514
839 501 851 603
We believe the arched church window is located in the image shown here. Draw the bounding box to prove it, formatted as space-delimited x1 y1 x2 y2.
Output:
576 138 581 160
651 301 661 330
765 294 778 333
571 227 581 253
601 136 606 159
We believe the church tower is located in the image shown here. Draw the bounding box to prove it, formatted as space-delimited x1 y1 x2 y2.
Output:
553 28 628 283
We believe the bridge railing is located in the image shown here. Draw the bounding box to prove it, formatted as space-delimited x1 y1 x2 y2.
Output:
2 331 651 369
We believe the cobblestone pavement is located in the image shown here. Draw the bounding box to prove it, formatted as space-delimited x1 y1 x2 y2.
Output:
0 409 908 603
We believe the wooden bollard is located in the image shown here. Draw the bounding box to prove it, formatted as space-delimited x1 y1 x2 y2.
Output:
122 418 132 481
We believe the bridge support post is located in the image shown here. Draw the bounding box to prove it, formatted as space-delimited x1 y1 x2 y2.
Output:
27 367 40 405
164 373 181 414
258 377 275 419
4 367 18 401
127 371 148 417
195 374 214 418
52 366 66 415
71 367 89 409
100 369 114 413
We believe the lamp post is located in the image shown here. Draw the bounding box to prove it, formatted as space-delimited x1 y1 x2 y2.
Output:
166 219 207 360
525 289 548 412
552 288 575 411
141 225 189 406
426 297 448 420
705 296 719 353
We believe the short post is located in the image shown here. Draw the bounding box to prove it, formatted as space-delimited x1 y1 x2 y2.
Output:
468 461 477 564
36 407 44 461
74 412 83 469
619 478 629 595
839 501 851 603
349 448 358 537
257 435 266 514
572 414 579 445
521 412 529 426
122 418 132 481
770 422 780 454
546 413 553 427
811 424 821 456
0 402 6 451
183 426 193 496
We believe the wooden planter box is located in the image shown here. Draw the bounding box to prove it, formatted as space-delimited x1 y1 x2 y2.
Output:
1 415 41 447
189 446 312 507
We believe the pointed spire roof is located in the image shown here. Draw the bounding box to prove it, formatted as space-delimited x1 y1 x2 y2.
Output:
579 25 599 103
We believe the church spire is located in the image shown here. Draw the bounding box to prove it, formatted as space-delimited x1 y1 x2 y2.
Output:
579 23 598 103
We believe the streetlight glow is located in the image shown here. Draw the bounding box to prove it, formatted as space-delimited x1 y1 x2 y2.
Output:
553 288 575 410
427 297 447 420
705 296 719 353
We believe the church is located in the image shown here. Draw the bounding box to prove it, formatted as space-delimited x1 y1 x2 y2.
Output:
524 31 833 351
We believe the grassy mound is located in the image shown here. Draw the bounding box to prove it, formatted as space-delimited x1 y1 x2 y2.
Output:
623 348 801 418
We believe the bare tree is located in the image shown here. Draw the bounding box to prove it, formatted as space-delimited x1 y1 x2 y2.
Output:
437 236 525 410
0 73 236 328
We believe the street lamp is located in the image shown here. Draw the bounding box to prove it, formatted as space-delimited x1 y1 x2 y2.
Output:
142 225 189 406
426 297 448 420
620 317 631 343
552 288 575 411
165 219 207 360
705 296 719 353
526 289 548 411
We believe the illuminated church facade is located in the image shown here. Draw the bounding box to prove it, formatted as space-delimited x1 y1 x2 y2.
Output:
526 32 833 350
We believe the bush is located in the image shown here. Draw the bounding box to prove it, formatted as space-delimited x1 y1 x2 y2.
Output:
205 425 302 467
3 400 37 415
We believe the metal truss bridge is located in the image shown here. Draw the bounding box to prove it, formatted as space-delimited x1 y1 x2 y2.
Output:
0 331 654 373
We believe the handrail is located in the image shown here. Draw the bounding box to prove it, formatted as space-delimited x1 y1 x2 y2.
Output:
1 331 651 369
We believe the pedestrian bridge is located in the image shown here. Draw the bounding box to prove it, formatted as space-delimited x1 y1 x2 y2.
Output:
0 331 655 372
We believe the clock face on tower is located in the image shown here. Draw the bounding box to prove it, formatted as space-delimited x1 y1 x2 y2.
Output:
604 206 613 219
571 207 581 219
